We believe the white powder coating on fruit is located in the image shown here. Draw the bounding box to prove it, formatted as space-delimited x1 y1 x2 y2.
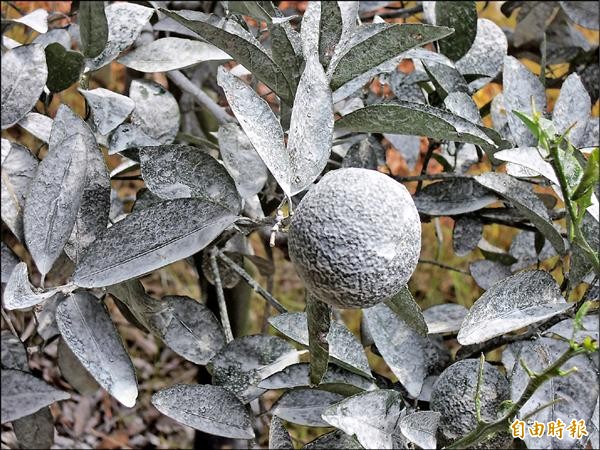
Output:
288 168 421 309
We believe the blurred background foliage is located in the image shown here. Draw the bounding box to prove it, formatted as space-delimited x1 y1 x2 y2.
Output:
1 1 598 448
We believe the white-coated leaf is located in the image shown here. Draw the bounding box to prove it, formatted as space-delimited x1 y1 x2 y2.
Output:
287 54 334 194
322 390 403 449
423 303 468 335
510 337 598 449
475 172 566 255
457 270 571 345
12 406 55 450
559 1 599 30
399 411 440 450
453 216 483 256
108 123 158 155
272 388 344 427
86 2 154 70
456 19 508 86
151 384 254 439
217 123 269 199
469 259 513 290
109 281 226 365
139 144 241 212
73 198 237 287
2 262 58 310
211 334 299 403
57 337 100 395
509 230 557 271
1 331 28 371
269 312 372 379
444 92 481 124
494 147 559 185
552 73 591 148
7 9 48 33
363 303 428 397
1 141 38 242
118 37 230 72
64 140 110 264
1 369 69 424
269 415 293 449
17 112 53 143
1 44 48 130
79 88 135 135
34 293 64 341
544 315 599 342
56 291 138 407
23 105 93 276
1 242 19 281
258 362 377 394
217 67 290 194
33 28 71 50
129 79 180 145
384 134 420 171
503 55 547 147
414 178 497 216
303 430 363 449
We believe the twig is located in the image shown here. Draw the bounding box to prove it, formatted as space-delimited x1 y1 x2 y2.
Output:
415 141 441 194
1 308 19 337
393 172 472 182
474 354 486 423
167 70 235 126
418 259 470 275
209 248 234 343
216 250 288 313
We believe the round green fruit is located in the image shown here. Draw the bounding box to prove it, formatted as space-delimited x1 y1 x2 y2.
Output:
430 359 513 449
288 168 421 309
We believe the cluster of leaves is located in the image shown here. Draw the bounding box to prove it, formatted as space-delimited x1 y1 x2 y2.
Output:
1 1 599 449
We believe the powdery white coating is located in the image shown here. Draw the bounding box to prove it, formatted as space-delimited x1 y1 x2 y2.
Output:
211 334 298 404
289 168 420 309
86 2 154 71
453 216 483 257
139 144 241 213
57 337 99 395
7 8 48 33
268 312 372 378
151 384 254 439
456 19 507 81
322 389 404 449
129 79 180 145
552 73 591 148
559 1 600 30
1 369 70 424
423 303 468 335
118 37 230 72
272 388 344 427
399 411 441 450
469 259 512 291
23 105 93 275
79 88 135 136
509 230 556 271
0 141 38 242
17 112 53 143
55 292 138 407
430 359 511 448
302 430 363 449
108 123 157 155
444 92 481 124
269 416 293 449
457 270 571 346
494 147 558 184
424 61 469 97
414 178 497 216
502 55 547 147
1 44 48 129
510 337 598 449
475 172 566 255
2 262 57 310
1 330 28 371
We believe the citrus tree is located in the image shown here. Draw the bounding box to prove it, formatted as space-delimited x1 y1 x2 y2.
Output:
1 1 598 449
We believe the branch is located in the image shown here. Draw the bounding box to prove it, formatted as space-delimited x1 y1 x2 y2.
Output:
209 247 234 343
419 258 470 275
216 249 288 313
167 70 235 126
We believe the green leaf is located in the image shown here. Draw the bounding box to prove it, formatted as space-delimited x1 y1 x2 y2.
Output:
330 23 454 90
384 286 428 337
307 295 331 386
44 43 84 93
434 1 478 60
319 1 343 69
79 1 108 58
160 9 293 104
571 147 599 201
270 22 302 95
336 102 495 149
513 110 542 141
